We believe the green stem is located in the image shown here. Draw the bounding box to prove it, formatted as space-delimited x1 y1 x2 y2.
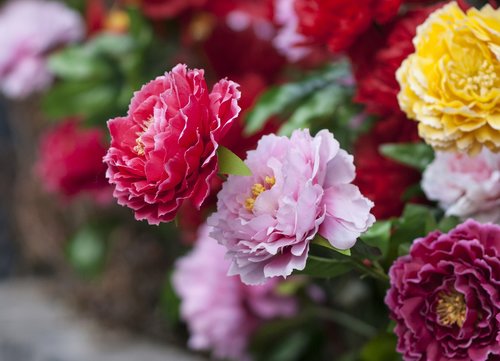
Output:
351 258 390 285
313 307 377 338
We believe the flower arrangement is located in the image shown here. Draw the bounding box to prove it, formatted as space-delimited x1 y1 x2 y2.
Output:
2 0 499 360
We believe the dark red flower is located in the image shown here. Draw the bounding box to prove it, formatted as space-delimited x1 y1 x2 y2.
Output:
36 120 111 203
293 0 402 53
386 220 500 361
103 64 241 225
138 0 207 19
350 5 441 116
354 114 422 219
202 2 285 81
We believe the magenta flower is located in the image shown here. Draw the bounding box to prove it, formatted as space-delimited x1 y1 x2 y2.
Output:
208 129 375 284
103 64 240 225
386 220 500 361
0 0 83 98
172 224 297 360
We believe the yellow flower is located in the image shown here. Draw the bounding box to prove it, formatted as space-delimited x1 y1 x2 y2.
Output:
397 2 500 154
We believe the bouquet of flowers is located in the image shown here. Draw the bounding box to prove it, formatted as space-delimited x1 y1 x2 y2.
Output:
1 0 499 360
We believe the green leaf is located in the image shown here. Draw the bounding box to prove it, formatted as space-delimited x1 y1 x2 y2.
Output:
278 85 344 136
48 47 112 80
379 143 434 171
87 33 136 57
296 254 351 278
66 226 107 278
360 333 401 361
160 272 181 325
360 221 392 258
217 146 252 176
245 62 351 135
42 80 117 120
389 204 437 260
312 234 351 256
437 215 461 232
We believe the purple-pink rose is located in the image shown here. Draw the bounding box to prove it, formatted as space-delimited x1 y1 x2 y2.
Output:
172 224 296 360
0 0 84 98
422 149 500 224
208 129 375 285
386 220 500 361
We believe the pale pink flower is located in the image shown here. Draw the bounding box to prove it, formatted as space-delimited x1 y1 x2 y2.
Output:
0 0 83 98
422 149 500 224
272 0 312 62
208 129 375 285
172 224 296 361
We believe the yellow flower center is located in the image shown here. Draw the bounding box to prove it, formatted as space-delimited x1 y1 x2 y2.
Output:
133 117 154 156
244 176 276 211
450 59 497 96
436 290 467 328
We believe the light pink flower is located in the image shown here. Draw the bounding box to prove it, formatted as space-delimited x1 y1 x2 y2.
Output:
0 0 84 98
422 150 500 224
272 0 312 62
208 129 375 285
172 224 296 361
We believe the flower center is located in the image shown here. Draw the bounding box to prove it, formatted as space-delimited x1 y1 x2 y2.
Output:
133 117 154 156
244 176 275 211
436 290 467 328
451 60 497 96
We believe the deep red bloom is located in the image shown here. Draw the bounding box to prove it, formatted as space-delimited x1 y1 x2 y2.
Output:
36 120 111 203
202 2 285 82
104 64 241 225
354 114 422 219
350 5 441 116
386 220 500 361
138 0 207 19
293 0 402 53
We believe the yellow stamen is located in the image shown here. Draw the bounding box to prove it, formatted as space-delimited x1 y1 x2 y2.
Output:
251 183 265 197
265 176 276 186
133 117 154 156
244 197 255 211
436 290 467 328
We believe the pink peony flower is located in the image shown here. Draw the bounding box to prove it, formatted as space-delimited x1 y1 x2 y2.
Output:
208 129 375 284
422 149 500 224
36 120 111 203
272 0 312 62
0 0 84 98
172 224 297 360
386 220 500 361
103 64 241 225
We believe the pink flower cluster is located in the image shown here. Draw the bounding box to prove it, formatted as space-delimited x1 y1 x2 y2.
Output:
103 64 241 225
209 129 375 284
173 224 297 360
422 149 500 224
0 0 83 98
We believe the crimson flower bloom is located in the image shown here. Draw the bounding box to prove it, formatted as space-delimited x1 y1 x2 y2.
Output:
36 120 111 203
293 0 402 53
103 64 241 224
386 220 500 361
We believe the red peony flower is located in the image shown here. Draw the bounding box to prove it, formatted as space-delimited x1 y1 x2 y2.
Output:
350 5 441 116
293 0 402 53
354 114 422 219
386 220 500 361
202 2 285 82
103 64 241 225
36 119 111 203
137 0 207 19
